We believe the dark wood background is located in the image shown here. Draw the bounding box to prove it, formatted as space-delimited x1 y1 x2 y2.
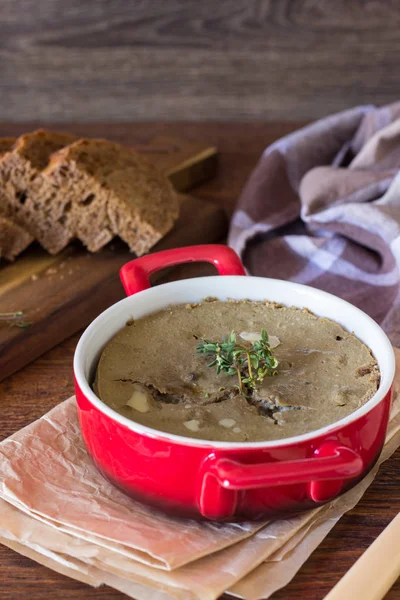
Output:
1 0 400 123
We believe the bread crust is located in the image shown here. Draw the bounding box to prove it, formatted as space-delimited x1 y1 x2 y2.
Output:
0 132 179 256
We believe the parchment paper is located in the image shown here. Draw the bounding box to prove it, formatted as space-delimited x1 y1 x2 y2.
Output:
0 535 176 600
0 349 399 599
0 398 262 570
0 494 316 600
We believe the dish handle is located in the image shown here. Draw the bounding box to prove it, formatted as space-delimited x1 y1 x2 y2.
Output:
197 442 364 519
120 244 246 295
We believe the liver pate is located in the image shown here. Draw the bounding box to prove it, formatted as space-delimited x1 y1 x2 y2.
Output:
95 300 380 442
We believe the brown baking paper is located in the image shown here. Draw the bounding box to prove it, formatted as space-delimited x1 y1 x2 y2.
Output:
0 493 316 600
0 349 399 600
0 397 262 570
0 535 176 600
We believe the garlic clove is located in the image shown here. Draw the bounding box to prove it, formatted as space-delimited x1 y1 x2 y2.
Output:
219 418 236 428
240 331 281 348
240 331 261 343
184 419 201 432
269 335 281 349
126 386 151 413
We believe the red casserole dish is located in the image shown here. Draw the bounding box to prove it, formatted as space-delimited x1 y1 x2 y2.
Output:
74 245 395 520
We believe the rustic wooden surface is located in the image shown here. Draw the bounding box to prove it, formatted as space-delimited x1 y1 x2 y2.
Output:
1 122 400 600
0 195 226 381
0 135 222 381
1 0 400 122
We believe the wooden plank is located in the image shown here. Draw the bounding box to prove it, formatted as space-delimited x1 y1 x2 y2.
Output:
137 136 218 192
1 1 400 122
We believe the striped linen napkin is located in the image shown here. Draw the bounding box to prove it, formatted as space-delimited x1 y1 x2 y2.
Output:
229 102 400 345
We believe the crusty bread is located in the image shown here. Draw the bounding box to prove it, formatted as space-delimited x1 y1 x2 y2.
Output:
0 138 17 216
0 137 33 260
0 215 32 260
0 130 78 248
0 138 16 154
0 131 179 257
26 138 179 255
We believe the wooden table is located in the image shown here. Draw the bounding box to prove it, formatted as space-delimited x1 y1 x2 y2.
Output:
1 123 399 600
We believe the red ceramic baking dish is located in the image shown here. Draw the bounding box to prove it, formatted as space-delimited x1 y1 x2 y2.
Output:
74 245 395 521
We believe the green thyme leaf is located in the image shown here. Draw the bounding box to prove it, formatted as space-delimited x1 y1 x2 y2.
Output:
196 329 278 396
0 311 32 328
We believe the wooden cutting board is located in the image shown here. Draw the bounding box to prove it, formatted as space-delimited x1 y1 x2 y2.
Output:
0 138 226 382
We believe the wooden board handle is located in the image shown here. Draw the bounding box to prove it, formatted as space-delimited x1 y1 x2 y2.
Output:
324 512 400 600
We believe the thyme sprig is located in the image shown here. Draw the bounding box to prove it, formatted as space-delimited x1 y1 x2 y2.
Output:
0 311 32 328
197 329 278 395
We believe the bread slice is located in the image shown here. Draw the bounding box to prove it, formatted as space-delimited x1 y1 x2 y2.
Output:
0 130 78 248
0 215 32 260
0 138 17 216
0 137 33 260
26 138 180 255
0 137 16 154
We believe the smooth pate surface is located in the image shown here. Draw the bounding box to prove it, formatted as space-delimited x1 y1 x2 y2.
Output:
94 300 379 442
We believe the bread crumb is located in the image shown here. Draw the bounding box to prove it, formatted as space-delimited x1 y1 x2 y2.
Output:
31 274 38 281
